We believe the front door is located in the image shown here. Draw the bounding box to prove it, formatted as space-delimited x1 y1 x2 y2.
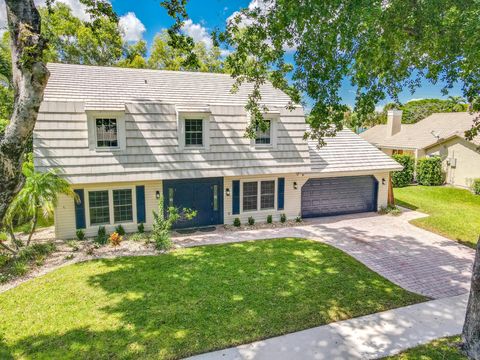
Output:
163 177 224 229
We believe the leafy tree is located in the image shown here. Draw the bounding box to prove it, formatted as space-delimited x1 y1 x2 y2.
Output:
400 98 468 124
3 160 76 253
148 30 224 73
117 40 148 69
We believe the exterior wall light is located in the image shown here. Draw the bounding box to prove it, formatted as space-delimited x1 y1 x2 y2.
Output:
382 178 386 185
226 188 230 196
156 190 160 199
293 182 298 189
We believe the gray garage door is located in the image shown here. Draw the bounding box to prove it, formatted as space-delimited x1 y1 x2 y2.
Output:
301 176 378 218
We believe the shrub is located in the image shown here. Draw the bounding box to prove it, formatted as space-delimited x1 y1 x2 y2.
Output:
248 217 255 226
416 156 444 186
295 216 302 223
391 154 414 187
115 224 126 236
109 232 122 246
76 229 85 240
137 223 145 233
378 205 402 216
267 215 273 224
66 240 79 252
472 179 480 195
233 218 241 227
129 232 148 242
95 226 108 245
280 214 287 223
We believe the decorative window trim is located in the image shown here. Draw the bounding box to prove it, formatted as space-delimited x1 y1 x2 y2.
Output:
85 186 137 227
240 178 277 213
86 111 126 152
177 110 211 151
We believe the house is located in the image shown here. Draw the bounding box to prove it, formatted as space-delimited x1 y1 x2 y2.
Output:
34 63 401 239
361 110 480 188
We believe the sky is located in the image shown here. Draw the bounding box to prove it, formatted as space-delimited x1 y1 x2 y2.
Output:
0 0 464 110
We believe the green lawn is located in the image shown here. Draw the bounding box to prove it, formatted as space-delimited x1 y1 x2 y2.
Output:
0 238 425 359
384 336 466 359
395 186 480 248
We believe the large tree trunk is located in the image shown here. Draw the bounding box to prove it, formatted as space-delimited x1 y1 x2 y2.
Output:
0 0 49 228
463 236 480 359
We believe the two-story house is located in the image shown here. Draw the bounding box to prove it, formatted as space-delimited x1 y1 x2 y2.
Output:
34 63 401 239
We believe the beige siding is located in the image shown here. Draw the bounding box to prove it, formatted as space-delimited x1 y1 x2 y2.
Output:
426 137 480 188
55 180 161 239
34 101 311 184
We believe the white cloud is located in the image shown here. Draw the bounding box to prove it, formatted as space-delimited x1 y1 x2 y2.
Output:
406 98 425 102
119 12 145 42
35 0 93 21
0 0 7 37
181 19 213 49
227 0 272 27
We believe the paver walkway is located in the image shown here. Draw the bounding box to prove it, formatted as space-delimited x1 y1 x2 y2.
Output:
187 294 469 360
175 209 475 299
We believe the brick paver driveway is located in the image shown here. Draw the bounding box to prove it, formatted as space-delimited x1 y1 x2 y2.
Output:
174 210 475 299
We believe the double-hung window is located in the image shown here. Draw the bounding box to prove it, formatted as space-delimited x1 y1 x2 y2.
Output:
242 180 276 212
89 191 110 225
96 118 118 148
242 182 258 211
185 119 203 147
255 120 271 145
260 181 275 210
113 189 133 223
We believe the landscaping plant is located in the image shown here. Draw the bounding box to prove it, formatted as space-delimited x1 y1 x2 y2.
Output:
233 218 241 227
108 232 122 246
115 224 125 236
391 154 414 187
248 217 255 226
472 179 480 195
416 157 444 186
280 214 287 223
295 216 302 223
137 223 145 233
95 226 108 245
76 229 85 241
266 215 273 224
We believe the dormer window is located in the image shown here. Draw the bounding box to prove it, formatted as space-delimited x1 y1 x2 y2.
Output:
255 120 271 145
96 118 118 148
185 119 203 147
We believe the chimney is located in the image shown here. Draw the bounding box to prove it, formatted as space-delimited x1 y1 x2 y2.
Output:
386 109 402 137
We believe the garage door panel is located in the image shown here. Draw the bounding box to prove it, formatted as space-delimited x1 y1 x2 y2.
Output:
301 176 377 218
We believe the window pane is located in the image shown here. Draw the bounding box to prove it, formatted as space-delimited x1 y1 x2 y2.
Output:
96 118 118 148
113 189 133 223
260 180 275 210
185 119 203 146
243 182 258 211
255 120 271 145
89 190 110 225
213 184 218 211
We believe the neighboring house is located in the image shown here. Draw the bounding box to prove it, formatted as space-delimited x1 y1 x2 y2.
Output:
34 63 401 239
361 110 480 188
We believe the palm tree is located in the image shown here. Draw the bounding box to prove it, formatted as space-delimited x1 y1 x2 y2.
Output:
447 95 467 112
3 161 77 251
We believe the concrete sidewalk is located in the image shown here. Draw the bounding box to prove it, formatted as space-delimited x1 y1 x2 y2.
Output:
186 294 468 360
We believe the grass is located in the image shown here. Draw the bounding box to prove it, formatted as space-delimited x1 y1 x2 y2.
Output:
384 336 466 359
395 186 480 248
0 238 426 359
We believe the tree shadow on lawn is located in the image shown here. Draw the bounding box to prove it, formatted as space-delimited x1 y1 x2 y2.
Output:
0 238 425 359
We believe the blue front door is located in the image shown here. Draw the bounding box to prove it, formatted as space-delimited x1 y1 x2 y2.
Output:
163 177 224 229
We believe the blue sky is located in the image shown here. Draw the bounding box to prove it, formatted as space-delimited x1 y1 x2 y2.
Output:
2 0 461 110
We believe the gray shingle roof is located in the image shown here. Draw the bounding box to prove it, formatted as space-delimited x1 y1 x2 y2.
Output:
361 112 479 149
45 63 294 107
309 129 402 173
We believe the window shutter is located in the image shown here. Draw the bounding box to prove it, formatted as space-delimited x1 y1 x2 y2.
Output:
232 180 240 215
277 178 285 210
74 189 86 229
136 185 146 223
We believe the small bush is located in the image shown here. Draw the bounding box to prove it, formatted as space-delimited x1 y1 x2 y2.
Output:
295 216 302 223
66 240 79 252
115 225 126 236
12 261 28 277
137 223 145 233
109 232 122 246
379 205 402 216
267 215 273 224
233 218 241 227
0 232 8 242
65 254 75 260
129 232 148 242
416 156 444 186
95 226 108 245
280 214 287 223
248 217 255 226
76 229 85 240
472 179 480 195
391 154 415 187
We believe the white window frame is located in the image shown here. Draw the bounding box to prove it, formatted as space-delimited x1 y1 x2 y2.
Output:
177 111 211 151
85 186 137 227
86 111 126 152
250 115 278 149
240 178 277 213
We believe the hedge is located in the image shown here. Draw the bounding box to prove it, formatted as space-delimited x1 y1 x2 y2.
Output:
391 154 414 187
473 179 480 195
416 156 444 186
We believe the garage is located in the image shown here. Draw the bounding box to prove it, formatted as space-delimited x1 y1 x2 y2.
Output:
301 176 378 218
